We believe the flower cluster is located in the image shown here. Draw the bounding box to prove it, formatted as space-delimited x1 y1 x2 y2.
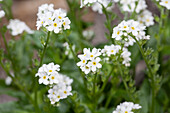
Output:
47 73 73 104
35 62 73 104
112 102 142 113
114 0 147 13
0 10 5 18
137 10 154 27
77 48 102 74
112 19 150 47
157 0 170 9
7 19 33 36
101 45 131 66
80 0 114 14
36 4 71 33
35 62 60 85
101 44 121 57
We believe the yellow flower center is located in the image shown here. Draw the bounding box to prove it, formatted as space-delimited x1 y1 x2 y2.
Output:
146 19 150 22
51 76 55 80
83 60 86 63
58 16 62 19
124 26 127 28
43 76 46 79
64 91 67 94
63 22 66 26
125 111 128 113
49 18 51 20
41 21 43 24
131 27 135 30
93 62 96 65
53 23 57 27
53 92 55 95
111 50 114 53
90 55 94 58
84 54 86 56
117 31 120 35
49 70 52 72
85 66 89 69
57 96 60 98
165 1 168 4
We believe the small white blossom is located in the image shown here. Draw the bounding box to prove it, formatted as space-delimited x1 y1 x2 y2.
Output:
5 73 14 86
115 0 147 13
77 48 102 74
101 44 121 56
36 4 71 33
35 62 60 85
112 19 150 47
7 19 33 36
80 0 114 14
137 10 154 27
159 0 170 10
0 10 5 18
121 48 131 67
47 73 73 104
112 102 142 113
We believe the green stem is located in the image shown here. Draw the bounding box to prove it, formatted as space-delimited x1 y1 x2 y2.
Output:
105 88 113 108
64 34 77 62
134 38 155 113
93 73 97 111
99 65 114 94
117 61 134 102
34 31 51 113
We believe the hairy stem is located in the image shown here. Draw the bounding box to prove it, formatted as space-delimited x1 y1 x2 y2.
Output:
34 31 51 113
134 38 155 113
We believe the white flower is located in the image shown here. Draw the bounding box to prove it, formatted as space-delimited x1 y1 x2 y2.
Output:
81 64 91 74
49 72 60 84
35 62 60 85
135 0 147 13
77 48 102 74
81 0 114 14
160 0 170 9
112 27 123 40
47 74 73 104
7 19 33 36
88 57 102 72
43 62 60 75
38 72 49 85
0 10 5 18
36 4 71 33
5 73 14 86
121 48 131 67
137 10 154 27
102 44 121 56
112 19 150 47
116 0 147 13
47 19 62 33
112 102 142 113
62 17 71 30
